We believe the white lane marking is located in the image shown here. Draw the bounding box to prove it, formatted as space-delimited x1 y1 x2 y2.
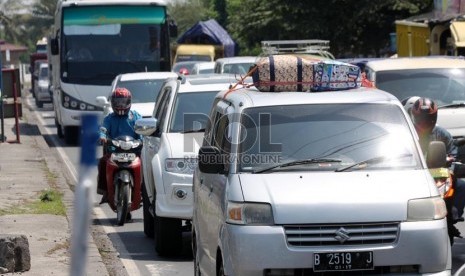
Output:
93 207 142 275
146 263 178 275
31 100 141 276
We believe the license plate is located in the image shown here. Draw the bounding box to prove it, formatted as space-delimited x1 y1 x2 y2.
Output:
112 153 136 162
313 251 373 272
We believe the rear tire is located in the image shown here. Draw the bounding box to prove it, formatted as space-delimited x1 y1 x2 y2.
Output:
154 214 182 256
142 184 154 238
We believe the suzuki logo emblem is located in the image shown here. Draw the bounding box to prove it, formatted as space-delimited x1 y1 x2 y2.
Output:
334 227 350 244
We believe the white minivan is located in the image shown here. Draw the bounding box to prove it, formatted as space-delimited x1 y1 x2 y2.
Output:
192 87 451 275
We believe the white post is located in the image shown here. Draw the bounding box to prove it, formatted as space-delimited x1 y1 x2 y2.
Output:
70 114 99 276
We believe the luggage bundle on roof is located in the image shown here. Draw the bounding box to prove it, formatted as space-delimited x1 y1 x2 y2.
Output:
251 55 362 92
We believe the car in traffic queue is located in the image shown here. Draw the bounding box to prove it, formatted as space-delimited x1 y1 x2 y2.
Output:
172 61 207 75
364 56 465 138
192 56 452 275
31 59 47 99
214 56 257 75
96 71 178 118
134 74 245 256
190 61 215 75
34 62 52 108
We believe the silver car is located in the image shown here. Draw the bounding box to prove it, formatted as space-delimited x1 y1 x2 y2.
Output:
34 63 52 108
193 88 451 275
213 56 257 75
364 56 465 138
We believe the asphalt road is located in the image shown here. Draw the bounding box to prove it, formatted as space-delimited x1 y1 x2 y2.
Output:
32 100 194 276
30 98 465 275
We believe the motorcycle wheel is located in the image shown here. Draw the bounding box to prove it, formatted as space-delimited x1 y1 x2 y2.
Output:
116 183 129 226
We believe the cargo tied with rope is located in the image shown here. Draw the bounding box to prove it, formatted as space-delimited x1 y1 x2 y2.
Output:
250 55 363 92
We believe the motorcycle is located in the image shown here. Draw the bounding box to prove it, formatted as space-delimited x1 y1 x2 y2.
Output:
103 135 143 226
429 139 465 245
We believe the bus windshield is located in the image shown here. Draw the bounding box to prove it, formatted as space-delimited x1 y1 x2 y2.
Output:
61 5 170 85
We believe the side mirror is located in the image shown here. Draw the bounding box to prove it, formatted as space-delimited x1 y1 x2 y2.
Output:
426 141 447 169
135 118 158 136
95 96 109 107
51 38 59 55
96 96 111 115
198 146 224 174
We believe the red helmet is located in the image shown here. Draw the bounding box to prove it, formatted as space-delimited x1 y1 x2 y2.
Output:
179 67 189 75
411 97 437 133
111 87 132 116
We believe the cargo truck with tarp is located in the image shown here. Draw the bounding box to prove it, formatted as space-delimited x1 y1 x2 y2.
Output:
172 19 236 64
395 0 465 57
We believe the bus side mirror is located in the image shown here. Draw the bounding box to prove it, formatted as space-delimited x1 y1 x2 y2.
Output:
51 38 59 55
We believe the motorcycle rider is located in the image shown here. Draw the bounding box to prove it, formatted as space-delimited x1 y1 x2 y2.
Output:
97 87 142 205
409 97 456 157
407 97 464 237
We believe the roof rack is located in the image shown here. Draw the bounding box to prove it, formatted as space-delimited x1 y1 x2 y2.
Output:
261 40 335 59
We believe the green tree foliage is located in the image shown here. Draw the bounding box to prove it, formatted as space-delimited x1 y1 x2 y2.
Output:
0 0 56 55
227 0 433 57
21 0 57 52
0 0 437 58
168 0 212 39
213 0 228 27
0 0 25 44
29 0 56 38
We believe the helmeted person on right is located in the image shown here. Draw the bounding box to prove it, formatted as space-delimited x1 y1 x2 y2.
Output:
410 97 456 158
405 97 465 234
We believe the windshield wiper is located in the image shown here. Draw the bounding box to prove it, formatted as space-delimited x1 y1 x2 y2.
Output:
335 153 412 172
439 103 465 108
253 158 342 174
181 128 205 134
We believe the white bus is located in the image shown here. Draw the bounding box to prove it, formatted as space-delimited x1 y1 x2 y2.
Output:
49 0 176 144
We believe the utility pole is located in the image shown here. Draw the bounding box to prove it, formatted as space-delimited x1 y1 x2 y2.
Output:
0 50 4 142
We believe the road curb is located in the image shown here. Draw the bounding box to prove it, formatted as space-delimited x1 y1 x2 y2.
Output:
23 98 110 275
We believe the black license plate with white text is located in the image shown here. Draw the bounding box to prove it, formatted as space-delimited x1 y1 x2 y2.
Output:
313 251 373 272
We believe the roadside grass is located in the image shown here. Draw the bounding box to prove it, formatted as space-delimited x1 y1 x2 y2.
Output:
0 159 66 216
0 189 66 216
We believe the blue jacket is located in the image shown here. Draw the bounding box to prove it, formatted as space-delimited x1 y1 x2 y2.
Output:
99 110 142 140
419 125 457 157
